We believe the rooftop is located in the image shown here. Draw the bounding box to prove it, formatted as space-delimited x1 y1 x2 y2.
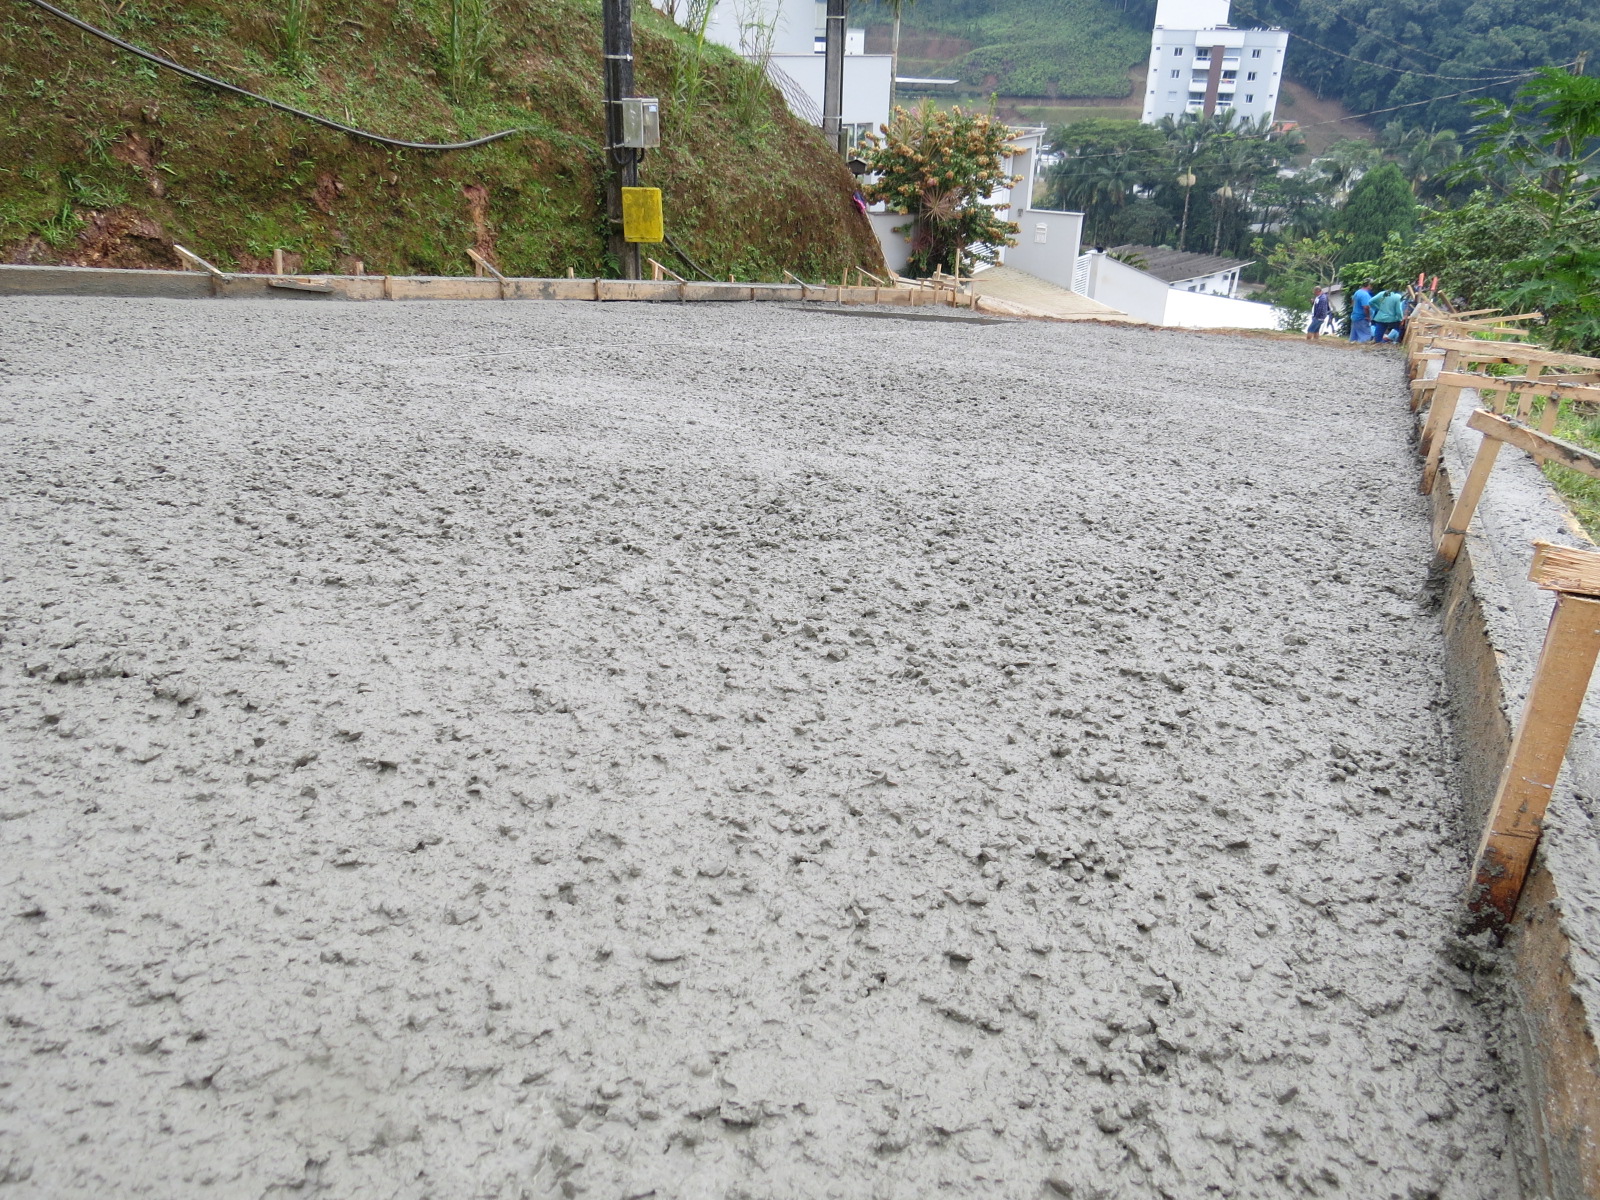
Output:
1108 244 1253 283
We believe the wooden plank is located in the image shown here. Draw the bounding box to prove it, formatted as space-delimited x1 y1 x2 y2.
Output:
383 276 502 301
1466 591 1600 932
1432 371 1600 406
1423 337 1600 372
1531 540 1600 598
465 249 507 298
1433 434 1506 568
506 278 599 301
267 278 335 294
1466 410 1600 482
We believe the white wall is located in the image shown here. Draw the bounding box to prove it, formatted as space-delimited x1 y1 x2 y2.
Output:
869 212 911 274
1002 209 1085 290
1163 288 1282 329
1080 252 1172 324
764 52 891 133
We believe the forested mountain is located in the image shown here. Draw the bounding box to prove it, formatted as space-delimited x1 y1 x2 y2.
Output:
880 0 1596 134
1245 0 1600 132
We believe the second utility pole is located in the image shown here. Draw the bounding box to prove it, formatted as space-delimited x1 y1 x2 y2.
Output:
602 0 641 280
821 0 847 154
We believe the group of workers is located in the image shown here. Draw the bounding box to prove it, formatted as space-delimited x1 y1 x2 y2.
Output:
1305 281 1408 344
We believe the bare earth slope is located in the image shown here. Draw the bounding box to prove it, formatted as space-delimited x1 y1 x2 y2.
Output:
0 299 1524 1198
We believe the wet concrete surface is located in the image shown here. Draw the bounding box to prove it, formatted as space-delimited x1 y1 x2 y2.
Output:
0 299 1526 1197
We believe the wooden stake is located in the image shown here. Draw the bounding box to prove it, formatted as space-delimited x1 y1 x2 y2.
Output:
1515 363 1542 420
273 247 286 275
1418 378 1463 493
1433 434 1505 568
353 260 364 276
1466 546 1600 931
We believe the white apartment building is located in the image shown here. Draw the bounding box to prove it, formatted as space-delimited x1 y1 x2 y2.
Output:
1139 0 1288 125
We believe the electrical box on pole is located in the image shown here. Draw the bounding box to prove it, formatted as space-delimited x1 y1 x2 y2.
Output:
621 188 663 243
620 98 660 148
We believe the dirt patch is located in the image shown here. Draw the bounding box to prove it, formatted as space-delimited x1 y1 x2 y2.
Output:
0 298 1528 1198
1277 79 1379 158
312 171 346 215
463 181 496 263
110 132 165 198
61 209 177 269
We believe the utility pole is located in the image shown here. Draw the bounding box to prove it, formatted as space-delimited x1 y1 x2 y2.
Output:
821 0 847 154
602 0 641 279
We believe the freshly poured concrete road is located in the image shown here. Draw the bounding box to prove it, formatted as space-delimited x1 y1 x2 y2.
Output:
1 299 1526 1198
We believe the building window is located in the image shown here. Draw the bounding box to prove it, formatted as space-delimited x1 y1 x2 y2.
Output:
1171 69 1181 78
1174 47 1183 55
1247 70 1257 80
1222 70 1236 79
1244 93 1254 102
1251 48 1262 57
1167 90 1178 99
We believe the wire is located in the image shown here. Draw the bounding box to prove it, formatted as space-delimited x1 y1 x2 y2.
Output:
1277 29 1541 82
1228 1 1529 78
663 233 719 282
19 0 539 152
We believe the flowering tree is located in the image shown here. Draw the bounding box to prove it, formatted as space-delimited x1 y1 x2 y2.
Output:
859 102 1019 278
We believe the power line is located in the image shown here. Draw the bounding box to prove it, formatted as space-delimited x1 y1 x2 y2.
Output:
19 0 541 152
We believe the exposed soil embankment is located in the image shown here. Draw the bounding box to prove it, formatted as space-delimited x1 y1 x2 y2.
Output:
0 298 1525 1197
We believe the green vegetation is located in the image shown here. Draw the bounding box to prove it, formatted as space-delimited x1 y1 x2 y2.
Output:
1334 162 1414 263
1043 112 1305 255
1346 70 1600 354
1251 0 1600 135
0 0 880 279
862 0 1148 99
860 102 1018 275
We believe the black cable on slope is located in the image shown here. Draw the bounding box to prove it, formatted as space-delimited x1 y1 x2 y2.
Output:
663 233 719 281
19 0 536 152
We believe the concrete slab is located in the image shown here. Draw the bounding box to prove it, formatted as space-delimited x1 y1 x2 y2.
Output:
970 264 1137 322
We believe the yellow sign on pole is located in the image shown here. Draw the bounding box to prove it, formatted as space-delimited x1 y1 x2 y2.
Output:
621 187 664 244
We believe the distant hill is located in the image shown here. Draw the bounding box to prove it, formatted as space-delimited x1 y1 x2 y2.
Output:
860 0 1150 100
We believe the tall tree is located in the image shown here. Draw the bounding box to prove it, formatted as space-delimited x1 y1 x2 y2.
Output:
1336 162 1416 263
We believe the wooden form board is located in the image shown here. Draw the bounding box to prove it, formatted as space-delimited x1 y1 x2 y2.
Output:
1420 336 1600 373
85 269 938 310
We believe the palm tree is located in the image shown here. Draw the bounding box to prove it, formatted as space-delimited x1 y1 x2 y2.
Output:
1313 138 1382 200
1398 128 1461 196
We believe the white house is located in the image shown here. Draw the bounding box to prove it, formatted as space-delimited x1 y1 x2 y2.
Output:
1108 244 1248 297
1140 0 1288 126
1073 247 1280 328
700 0 891 146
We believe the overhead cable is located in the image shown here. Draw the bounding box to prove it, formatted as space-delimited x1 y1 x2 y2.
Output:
19 0 538 152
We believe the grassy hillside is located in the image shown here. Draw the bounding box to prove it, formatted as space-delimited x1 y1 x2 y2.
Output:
0 0 882 279
861 0 1149 100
